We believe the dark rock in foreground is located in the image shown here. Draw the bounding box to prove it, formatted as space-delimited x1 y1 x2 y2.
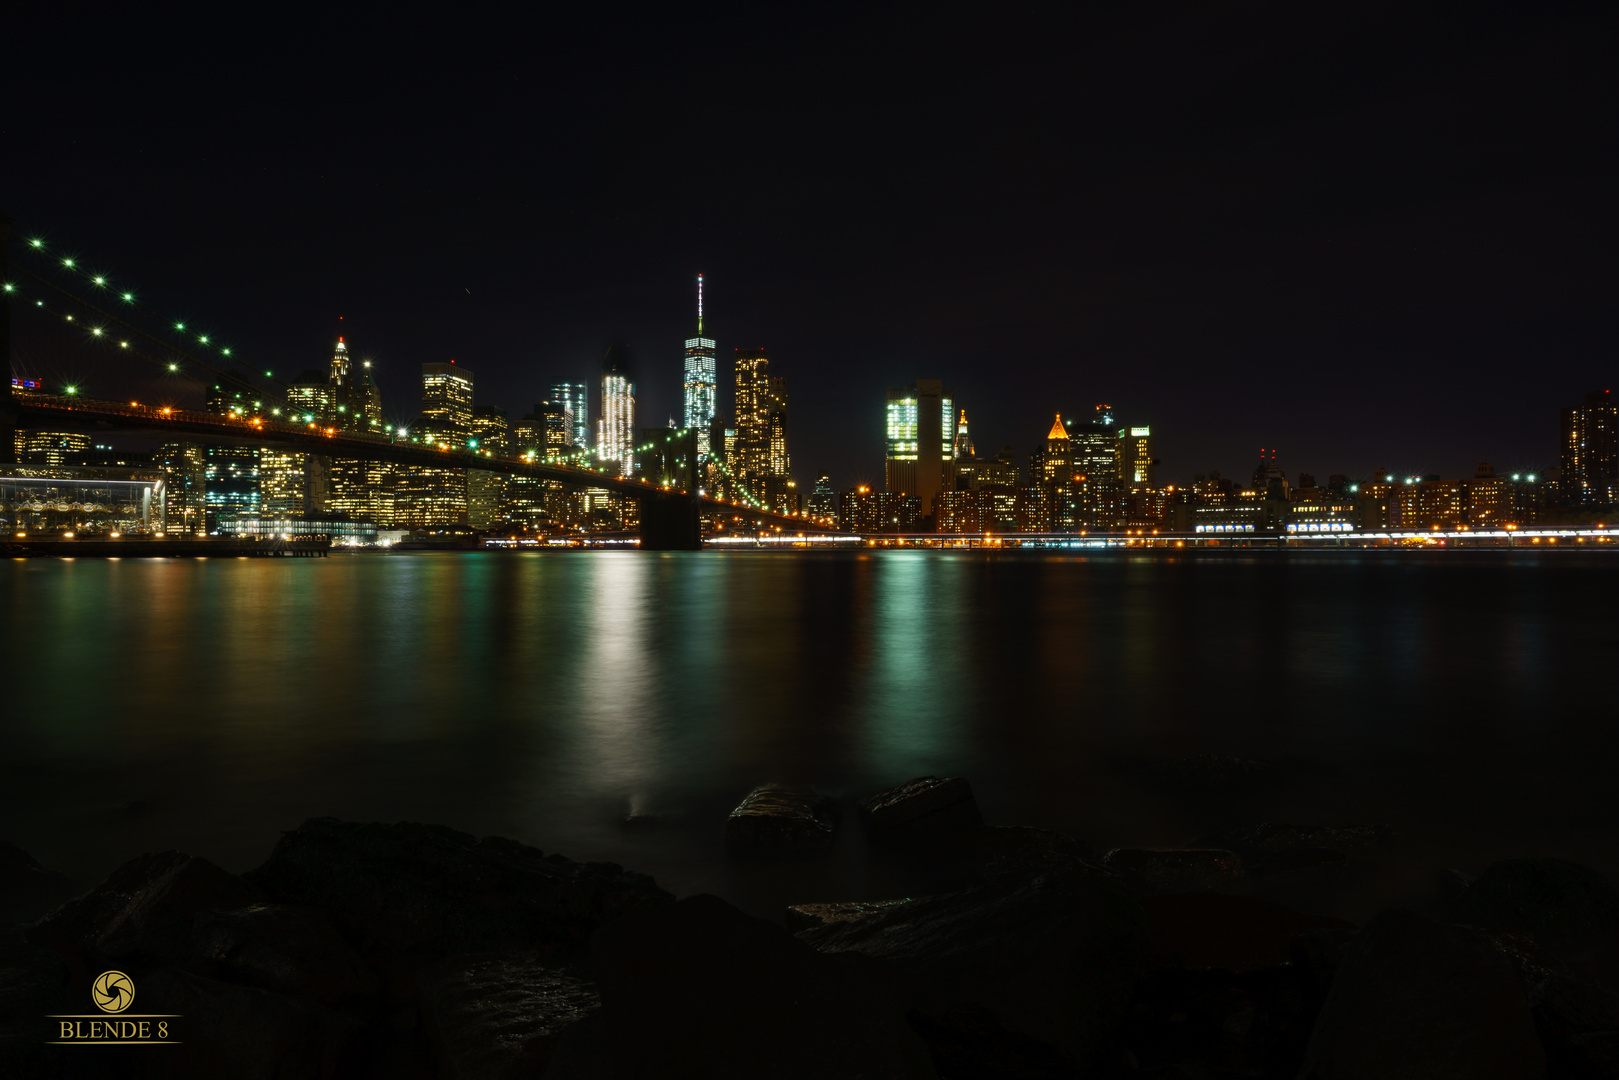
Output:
0 932 70 1079
1142 893 1356 974
134 966 362 1079
724 785 835 860
1448 857 1619 959
798 864 1148 1075
244 817 673 968
860 777 983 836
191 903 375 1004
593 893 935 1078
415 952 600 1080
32 850 262 968
0 842 74 925
785 898 917 932
1299 908 1546 1079
1103 848 1247 894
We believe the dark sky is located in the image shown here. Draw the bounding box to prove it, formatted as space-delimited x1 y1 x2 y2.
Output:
5 3 1615 489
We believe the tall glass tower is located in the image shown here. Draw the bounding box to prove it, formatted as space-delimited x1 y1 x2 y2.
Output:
598 347 635 475
551 381 590 451
683 274 717 459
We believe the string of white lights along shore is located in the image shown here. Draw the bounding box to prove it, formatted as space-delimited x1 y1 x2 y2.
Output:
17 235 279 381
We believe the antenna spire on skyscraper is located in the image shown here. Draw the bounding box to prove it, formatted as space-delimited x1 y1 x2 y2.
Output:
697 273 704 336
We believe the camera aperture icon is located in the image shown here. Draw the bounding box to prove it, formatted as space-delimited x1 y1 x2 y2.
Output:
91 971 135 1014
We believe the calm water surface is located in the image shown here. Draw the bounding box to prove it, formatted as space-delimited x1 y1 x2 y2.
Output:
3 550 1616 922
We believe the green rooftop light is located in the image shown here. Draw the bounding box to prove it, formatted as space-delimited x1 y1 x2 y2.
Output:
93 276 105 285
175 322 185 330
29 239 43 248
62 258 74 267
64 385 77 395
122 293 133 302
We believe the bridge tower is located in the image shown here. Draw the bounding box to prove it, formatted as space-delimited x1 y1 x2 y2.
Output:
638 489 701 550
0 212 16 465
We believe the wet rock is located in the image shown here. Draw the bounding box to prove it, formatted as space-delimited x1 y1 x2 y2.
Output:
32 850 261 968
133 966 360 1079
1449 858 1619 958
592 893 935 1078
905 1001 1075 1079
723 785 835 860
1439 867 1475 905
1143 893 1356 975
1568 1030 1619 1074
960 825 1096 876
191 903 374 1004
0 841 74 924
244 818 672 970
415 953 600 1080
785 899 917 932
860 777 983 836
1197 822 1393 856
1291 927 1360 998
1115 895 1355 1077
1472 927 1619 1077
799 863 1148 1073
1298 908 1546 1079
1192 822 1390 880
1103 848 1247 894
1116 966 1319 1079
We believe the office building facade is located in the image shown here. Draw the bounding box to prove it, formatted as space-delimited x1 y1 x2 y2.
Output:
884 379 954 521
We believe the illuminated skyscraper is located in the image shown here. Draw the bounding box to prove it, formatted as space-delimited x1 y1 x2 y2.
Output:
352 359 383 430
157 441 207 535
683 274 717 459
259 449 307 517
885 380 954 519
1562 389 1618 507
953 409 973 460
767 375 789 477
328 336 352 390
287 370 334 425
422 361 474 438
734 349 771 479
1040 414 1071 482
598 347 635 475
552 381 589 450
204 444 260 533
1071 405 1116 480
1119 426 1155 486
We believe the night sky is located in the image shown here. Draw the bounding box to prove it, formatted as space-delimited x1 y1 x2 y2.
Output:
5 3 1614 490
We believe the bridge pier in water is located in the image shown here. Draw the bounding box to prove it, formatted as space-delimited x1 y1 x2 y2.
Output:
638 490 701 550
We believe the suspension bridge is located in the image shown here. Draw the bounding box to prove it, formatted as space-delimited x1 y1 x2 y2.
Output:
0 214 832 549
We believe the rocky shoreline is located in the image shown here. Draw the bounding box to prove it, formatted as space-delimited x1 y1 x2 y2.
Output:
3 767 1618 1078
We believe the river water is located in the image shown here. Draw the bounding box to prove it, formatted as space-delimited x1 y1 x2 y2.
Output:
3 549 1616 923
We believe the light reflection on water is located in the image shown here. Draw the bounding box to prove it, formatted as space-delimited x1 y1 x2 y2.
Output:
2 549 1616 921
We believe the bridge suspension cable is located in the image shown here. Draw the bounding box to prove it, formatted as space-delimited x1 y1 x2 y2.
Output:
6 267 266 399
12 232 278 394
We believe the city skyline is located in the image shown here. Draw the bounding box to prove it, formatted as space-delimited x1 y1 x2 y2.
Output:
4 6 1612 492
